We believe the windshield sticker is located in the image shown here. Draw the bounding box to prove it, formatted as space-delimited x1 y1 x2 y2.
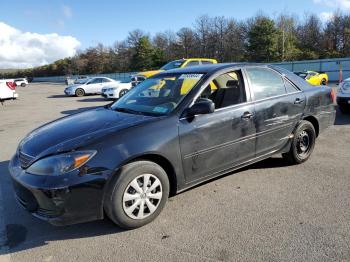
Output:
153 107 168 113
179 74 203 80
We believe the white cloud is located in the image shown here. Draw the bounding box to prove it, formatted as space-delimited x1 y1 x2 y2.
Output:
0 22 80 69
313 0 350 10
320 11 334 22
62 5 72 19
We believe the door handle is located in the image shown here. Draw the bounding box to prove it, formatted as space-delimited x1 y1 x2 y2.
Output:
294 98 304 104
241 112 253 120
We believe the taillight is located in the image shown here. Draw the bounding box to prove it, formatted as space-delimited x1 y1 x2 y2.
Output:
6 82 16 90
330 88 335 104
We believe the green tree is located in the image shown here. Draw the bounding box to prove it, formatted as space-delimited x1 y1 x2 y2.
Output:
276 14 302 61
131 36 154 71
246 16 279 62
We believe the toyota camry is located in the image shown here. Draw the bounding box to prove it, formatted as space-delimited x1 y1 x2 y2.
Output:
9 64 336 229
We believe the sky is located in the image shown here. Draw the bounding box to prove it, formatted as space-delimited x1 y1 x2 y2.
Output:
0 0 349 69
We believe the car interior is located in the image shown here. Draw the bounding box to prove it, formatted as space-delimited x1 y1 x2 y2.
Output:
199 70 246 109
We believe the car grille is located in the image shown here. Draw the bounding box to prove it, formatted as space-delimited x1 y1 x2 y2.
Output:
18 151 35 169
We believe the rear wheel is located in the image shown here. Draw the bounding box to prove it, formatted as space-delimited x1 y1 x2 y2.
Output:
21 83 26 87
119 89 128 98
321 78 327 85
104 161 169 229
282 120 316 164
75 88 85 97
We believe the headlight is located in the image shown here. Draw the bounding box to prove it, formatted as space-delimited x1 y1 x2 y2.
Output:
26 151 96 176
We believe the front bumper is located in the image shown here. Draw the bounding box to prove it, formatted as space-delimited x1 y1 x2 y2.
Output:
101 90 117 99
9 155 111 226
64 89 74 96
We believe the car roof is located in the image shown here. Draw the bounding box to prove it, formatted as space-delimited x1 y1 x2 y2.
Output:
157 62 262 75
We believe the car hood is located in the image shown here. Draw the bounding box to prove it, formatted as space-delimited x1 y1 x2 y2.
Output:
19 107 157 158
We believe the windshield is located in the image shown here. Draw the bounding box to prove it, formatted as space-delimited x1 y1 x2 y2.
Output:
160 60 185 71
111 73 204 116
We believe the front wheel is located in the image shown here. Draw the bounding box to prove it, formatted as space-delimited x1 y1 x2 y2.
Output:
321 79 327 85
75 88 85 97
21 83 26 87
282 120 316 165
119 89 129 98
104 161 169 229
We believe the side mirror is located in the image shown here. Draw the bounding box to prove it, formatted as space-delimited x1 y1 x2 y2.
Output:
187 99 215 116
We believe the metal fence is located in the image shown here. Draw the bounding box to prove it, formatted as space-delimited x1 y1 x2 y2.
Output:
32 57 350 83
274 57 350 82
33 72 136 83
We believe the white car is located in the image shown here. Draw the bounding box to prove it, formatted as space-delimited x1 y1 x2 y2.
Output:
101 82 132 100
0 79 18 103
337 77 350 113
64 77 119 97
14 78 28 87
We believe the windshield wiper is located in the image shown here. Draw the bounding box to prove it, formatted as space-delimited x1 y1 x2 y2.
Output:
113 107 143 115
113 107 165 117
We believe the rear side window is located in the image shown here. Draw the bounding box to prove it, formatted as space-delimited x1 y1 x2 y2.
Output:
185 61 200 67
246 67 286 100
201 61 213 65
89 78 102 84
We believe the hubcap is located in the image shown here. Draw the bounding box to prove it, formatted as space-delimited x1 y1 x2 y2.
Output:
122 174 162 220
120 90 127 97
297 130 310 155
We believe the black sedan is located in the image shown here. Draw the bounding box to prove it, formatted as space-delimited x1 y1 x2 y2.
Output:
9 64 336 229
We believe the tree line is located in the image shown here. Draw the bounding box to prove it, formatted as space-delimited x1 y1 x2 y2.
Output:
2 11 350 79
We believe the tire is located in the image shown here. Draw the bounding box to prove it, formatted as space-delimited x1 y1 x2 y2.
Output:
339 105 349 114
282 120 316 165
104 161 169 229
21 83 26 87
119 89 128 98
321 79 327 85
75 88 85 97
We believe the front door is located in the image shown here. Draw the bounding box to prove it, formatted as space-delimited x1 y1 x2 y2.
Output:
179 70 256 183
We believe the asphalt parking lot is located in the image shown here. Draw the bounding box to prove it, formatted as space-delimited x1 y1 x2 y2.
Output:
0 82 350 262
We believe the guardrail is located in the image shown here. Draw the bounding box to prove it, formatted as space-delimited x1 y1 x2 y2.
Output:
32 57 350 83
275 57 350 82
33 72 137 83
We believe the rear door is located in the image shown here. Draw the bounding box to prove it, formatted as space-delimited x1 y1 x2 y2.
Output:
179 69 256 183
245 66 305 157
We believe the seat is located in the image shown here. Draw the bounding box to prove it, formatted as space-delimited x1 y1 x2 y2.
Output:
211 80 241 109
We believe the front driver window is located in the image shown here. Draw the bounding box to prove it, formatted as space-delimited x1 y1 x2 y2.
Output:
198 70 246 109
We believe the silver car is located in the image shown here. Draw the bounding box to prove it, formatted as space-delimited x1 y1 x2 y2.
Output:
337 77 350 113
64 77 119 97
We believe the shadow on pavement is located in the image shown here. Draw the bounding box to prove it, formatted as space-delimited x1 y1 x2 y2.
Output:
77 97 108 102
334 106 350 125
47 95 68 98
0 160 125 255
